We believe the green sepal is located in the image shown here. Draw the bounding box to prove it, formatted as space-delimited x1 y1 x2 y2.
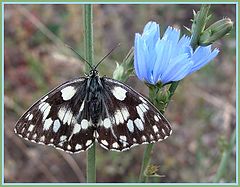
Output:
147 84 171 113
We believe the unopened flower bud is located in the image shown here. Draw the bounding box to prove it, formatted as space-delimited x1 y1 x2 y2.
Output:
199 18 233 46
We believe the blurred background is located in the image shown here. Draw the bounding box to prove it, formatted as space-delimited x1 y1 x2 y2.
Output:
4 4 236 183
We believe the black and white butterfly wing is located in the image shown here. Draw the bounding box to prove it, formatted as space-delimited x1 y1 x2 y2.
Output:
96 77 172 152
14 77 95 153
14 74 172 153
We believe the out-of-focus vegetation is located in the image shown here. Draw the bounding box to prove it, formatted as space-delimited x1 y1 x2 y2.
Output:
4 4 236 183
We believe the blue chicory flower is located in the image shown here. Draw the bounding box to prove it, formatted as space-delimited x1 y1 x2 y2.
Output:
134 21 220 85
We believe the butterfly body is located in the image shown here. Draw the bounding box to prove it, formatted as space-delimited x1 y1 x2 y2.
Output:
14 69 172 153
86 72 105 125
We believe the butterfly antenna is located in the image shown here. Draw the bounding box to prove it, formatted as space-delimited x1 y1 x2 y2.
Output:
94 43 120 70
65 44 94 70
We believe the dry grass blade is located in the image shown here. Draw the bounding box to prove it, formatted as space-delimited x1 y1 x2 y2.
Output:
16 5 85 69
192 87 236 115
58 151 85 182
16 5 65 48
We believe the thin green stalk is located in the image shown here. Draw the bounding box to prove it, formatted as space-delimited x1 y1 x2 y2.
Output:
83 4 96 183
87 142 96 182
138 4 211 183
138 144 154 182
168 81 179 101
138 88 158 182
213 129 236 182
84 5 94 72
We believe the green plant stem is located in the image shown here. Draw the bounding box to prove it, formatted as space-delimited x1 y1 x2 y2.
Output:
168 81 179 101
138 144 154 182
213 129 236 182
87 142 96 182
83 4 96 183
190 4 210 49
84 5 94 72
138 4 211 183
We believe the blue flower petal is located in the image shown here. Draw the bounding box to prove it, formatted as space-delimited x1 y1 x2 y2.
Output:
142 21 160 48
142 40 155 83
133 21 219 85
134 34 147 80
164 60 193 83
143 21 159 34
162 26 180 46
153 39 173 83
160 54 192 83
175 35 192 56
134 36 154 83
189 46 219 73
140 21 161 83
177 35 191 47
134 34 140 77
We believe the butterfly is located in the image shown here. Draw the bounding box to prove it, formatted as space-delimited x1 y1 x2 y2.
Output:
14 46 172 153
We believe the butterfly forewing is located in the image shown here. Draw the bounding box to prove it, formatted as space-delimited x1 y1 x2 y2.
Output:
14 77 95 153
96 77 172 152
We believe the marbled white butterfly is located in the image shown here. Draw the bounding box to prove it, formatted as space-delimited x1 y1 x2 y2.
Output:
14 47 172 153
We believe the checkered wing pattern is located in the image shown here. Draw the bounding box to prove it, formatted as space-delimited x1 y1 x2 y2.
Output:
96 77 172 152
15 75 172 153
14 77 95 153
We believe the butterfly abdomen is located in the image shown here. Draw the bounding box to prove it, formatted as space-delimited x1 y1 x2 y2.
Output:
87 76 105 125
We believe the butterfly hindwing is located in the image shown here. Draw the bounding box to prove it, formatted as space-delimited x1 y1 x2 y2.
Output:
96 77 172 152
14 77 95 153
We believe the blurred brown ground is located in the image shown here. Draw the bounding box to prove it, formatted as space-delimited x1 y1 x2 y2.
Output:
4 4 236 183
